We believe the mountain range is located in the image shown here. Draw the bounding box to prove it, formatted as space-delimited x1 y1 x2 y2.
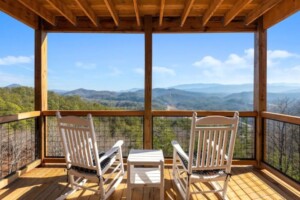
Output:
61 83 300 110
4 83 300 110
170 83 300 93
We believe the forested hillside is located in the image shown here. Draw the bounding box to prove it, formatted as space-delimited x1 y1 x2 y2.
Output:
0 87 109 116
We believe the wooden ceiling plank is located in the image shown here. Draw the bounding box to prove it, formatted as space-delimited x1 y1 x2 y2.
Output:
159 0 165 26
104 0 119 26
18 0 56 26
0 0 38 29
181 0 195 27
202 0 224 26
245 0 282 25
133 0 140 26
263 0 300 29
47 0 77 26
224 0 253 26
75 0 98 27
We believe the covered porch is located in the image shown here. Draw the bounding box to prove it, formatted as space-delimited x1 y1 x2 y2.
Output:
0 0 300 199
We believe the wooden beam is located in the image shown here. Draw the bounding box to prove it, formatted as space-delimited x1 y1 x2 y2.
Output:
47 0 77 26
75 0 98 27
42 16 256 33
35 31 48 112
132 0 140 26
0 111 41 124
262 112 300 125
245 0 282 25
0 0 38 29
42 110 144 117
35 30 48 162
254 18 267 168
263 0 300 29
159 0 165 26
18 0 56 26
224 0 253 26
180 0 195 27
144 16 153 149
104 0 119 26
202 0 224 26
152 111 257 117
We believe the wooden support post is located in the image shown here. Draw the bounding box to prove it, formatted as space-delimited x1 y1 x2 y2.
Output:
144 16 153 149
35 30 48 163
254 17 267 168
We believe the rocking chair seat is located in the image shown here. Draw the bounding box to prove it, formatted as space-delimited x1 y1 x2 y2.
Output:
176 152 228 181
70 150 118 175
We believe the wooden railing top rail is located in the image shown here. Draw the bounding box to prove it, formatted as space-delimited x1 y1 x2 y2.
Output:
0 111 41 124
43 110 145 116
262 111 300 125
43 110 257 117
152 110 257 117
3 110 300 124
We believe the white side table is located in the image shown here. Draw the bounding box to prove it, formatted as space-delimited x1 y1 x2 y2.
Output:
127 149 164 200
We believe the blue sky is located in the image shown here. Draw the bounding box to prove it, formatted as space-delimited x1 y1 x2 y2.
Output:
0 11 300 91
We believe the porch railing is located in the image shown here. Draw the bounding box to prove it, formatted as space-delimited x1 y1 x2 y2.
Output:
0 112 40 180
44 111 256 159
153 116 255 158
46 115 144 157
262 112 300 183
1 110 299 187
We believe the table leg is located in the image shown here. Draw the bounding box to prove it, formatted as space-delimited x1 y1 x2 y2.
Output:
127 162 131 200
160 162 164 200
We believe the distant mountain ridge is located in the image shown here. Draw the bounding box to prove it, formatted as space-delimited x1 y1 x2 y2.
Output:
170 83 300 93
5 84 22 88
3 83 300 111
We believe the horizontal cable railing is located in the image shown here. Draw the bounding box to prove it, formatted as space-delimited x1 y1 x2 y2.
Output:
44 111 257 159
0 112 40 179
46 114 144 157
153 115 255 158
263 112 300 183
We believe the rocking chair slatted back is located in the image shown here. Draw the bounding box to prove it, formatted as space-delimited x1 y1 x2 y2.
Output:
189 112 239 173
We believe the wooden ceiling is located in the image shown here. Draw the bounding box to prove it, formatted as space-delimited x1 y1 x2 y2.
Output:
0 0 299 32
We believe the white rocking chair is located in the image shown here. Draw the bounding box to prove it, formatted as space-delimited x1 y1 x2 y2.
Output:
56 112 124 200
171 112 239 200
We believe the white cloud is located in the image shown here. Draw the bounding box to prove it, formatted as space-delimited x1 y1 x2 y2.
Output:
75 62 96 70
244 48 254 59
192 50 255 84
153 66 176 76
0 55 33 65
193 56 222 68
268 65 300 83
268 50 295 59
225 54 247 66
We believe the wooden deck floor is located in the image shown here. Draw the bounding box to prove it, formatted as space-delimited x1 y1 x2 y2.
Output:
0 166 299 200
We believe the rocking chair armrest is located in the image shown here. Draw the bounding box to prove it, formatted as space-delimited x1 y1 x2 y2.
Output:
112 140 124 148
99 147 118 163
171 140 189 162
99 140 123 163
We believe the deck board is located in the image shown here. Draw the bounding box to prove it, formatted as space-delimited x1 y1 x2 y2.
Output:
0 166 299 200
